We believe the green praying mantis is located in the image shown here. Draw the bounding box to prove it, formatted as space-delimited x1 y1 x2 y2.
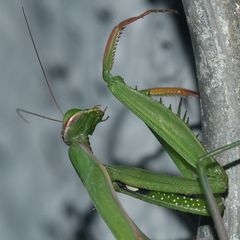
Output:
17 7 240 240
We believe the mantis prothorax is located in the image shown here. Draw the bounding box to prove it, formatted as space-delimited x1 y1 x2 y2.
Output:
19 6 238 240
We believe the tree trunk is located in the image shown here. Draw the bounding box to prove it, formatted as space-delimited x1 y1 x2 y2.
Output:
182 0 240 239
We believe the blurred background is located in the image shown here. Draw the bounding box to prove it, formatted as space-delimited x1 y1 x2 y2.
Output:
1 0 201 239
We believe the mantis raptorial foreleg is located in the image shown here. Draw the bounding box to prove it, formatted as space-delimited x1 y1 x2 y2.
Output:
140 87 199 97
102 9 230 240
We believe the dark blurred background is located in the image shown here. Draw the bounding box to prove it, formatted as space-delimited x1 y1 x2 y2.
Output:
1 0 201 239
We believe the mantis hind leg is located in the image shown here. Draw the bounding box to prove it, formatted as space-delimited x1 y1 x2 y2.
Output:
196 140 240 240
197 159 228 240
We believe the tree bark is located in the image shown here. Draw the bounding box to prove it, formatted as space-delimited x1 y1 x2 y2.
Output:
182 1 240 239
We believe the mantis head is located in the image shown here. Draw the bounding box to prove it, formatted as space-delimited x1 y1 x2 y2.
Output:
62 106 106 146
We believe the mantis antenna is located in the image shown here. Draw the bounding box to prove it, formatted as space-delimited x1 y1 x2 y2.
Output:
16 108 62 124
21 6 64 116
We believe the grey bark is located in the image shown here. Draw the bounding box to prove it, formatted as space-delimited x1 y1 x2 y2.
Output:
182 1 240 239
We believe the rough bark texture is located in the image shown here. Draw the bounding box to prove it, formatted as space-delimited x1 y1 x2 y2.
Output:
182 0 240 239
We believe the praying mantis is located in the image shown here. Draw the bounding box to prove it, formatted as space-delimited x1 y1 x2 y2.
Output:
18 6 240 240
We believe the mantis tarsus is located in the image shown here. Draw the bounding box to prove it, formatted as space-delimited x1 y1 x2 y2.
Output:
18 6 239 240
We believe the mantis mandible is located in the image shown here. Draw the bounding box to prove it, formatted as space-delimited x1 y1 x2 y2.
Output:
18 6 239 240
